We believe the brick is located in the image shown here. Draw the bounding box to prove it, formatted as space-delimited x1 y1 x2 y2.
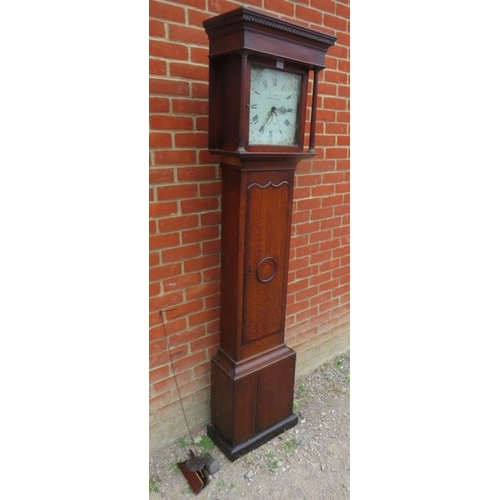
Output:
336 159 350 171
199 181 221 197
188 307 220 327
158 214 199 232
154 149 196 165
149 78 189 96
190 47 209 65
336 3 350 19
192 83 209 99
334 204 350 216
150 233 180 251
332 265 350 278
150 252 160 266
149 262 182 282
149 168 175 184
174 132 207 148
182 226 219 244
163 273 202 292
149 201 178 217
323 97 347 110
295 221 321 236
149 97 169 113
202 239 220 254
184 254 220 273
169 24 207 45
323 13 348 31
172 98 208 115
170 62 209 81
149 58 166 75
202 267 220 282
296 5 323 24
200 211 221 226
180 197 218 214
338 85 350 97
149 0 185 22
191 332 219 353
157 184 198 200
264 0 294 16
335 182 350 194
161 243 201 263
337 135 350 146
168 0 205 9
198 149 220 163
149 19 165 37
208 0 241 14
177 166 215 181
296 174 322 187
337 111 350 123
185 282 220 301
150 115 193 131
296 243 319 257
149 132 172 148
149 40 188 60
168 325 205 347
150 281 160 296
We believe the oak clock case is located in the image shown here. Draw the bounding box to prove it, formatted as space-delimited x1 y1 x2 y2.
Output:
203 7 337 462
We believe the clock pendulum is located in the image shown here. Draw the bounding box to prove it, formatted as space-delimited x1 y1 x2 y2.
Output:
203 7 337 461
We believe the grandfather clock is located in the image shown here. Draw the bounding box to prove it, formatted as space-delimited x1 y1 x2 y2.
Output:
203 7 336 461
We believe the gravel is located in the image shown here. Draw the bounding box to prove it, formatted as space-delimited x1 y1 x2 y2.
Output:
150 351 350 499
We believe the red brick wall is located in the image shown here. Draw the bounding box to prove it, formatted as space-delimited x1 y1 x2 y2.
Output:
149 0 350 450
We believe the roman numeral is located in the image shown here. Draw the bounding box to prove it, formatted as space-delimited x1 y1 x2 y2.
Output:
284 119 290 127
259 125 265 134
272 77 277 86
251 104 257 109
269 130 273 140
262 80 268 87
252 115 259 124
287 108 293 113
286 94 292 100
254 90 261 95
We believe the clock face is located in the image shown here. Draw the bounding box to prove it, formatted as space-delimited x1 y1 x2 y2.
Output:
248 66 302 146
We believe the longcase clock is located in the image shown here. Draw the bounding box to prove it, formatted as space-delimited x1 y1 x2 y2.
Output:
203 7 336 461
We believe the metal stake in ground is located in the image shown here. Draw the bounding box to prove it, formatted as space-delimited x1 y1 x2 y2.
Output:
159 310 206 474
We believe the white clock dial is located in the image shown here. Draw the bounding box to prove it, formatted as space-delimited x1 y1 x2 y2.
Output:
248 66 302 146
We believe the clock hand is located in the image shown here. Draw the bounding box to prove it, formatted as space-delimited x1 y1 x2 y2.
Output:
259 107 276 133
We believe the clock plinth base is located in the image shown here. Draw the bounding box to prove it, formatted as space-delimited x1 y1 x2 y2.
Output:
207 413 298 462
209 345 298 460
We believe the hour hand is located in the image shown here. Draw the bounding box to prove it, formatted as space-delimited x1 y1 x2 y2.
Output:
277 106 288 114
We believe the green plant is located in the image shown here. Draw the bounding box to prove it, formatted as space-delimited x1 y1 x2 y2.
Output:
178 438 192 449
297 383 306 395
284 437 298 453
292 401 298 410
266 452 279 473
149 477 160 492
198 435 215 451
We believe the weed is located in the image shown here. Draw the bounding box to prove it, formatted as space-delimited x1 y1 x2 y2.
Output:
292 401 299 410
266 452 279 473
297 383 306 395
170 462 180 473
284 437 298 453
149 477 160 492
198 435 215 451
178 438 192 449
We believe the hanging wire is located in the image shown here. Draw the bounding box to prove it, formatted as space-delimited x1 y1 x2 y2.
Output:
159 311 206 473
